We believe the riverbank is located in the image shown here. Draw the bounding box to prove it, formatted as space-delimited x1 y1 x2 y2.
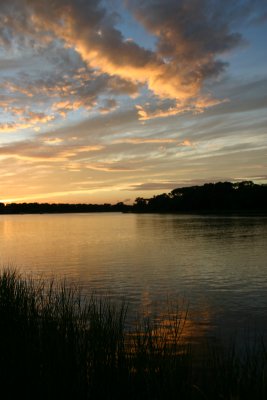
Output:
0 269 266 399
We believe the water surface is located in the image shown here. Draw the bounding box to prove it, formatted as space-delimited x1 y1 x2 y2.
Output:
1 213 266 341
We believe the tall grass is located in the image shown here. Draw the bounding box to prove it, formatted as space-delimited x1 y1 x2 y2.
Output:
0 269 266 399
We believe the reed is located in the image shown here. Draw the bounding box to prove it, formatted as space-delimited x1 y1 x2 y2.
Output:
0 269 266 399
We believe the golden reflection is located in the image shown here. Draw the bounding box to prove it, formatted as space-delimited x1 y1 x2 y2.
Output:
125 308 212 364
154 308 213 345
135 291 213 348
0 219 14 240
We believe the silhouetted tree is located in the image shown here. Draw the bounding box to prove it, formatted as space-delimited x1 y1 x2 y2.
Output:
134 181 267 213
133 197 148 212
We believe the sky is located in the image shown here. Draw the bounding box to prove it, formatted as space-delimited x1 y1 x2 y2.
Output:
0 0 266 204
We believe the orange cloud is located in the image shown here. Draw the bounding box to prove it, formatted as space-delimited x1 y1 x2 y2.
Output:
113 137 177 144
180 139 193 147
1 103 56 133
25 111 55 124
136 95 227 120
52 100 93 117
75 145 104 153
0 122 32 133
20 0 225 106
136 103 189 120
85 161 141 172
0 0 240 131
3 82 34 97
43 137 63 145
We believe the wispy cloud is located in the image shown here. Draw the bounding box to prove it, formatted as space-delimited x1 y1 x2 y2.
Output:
0 186 124 204
0 139 104 163
112 137 177 144
128 181 182 191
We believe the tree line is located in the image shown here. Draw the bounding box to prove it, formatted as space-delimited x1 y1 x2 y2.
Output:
0 181 266 214
133 181 267 213
0 201 130 214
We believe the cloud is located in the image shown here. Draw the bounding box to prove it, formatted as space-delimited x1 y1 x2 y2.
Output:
0 103 55 132
0 10 141 133
0 62 137 133
180 140 193 147
126 0 259 98
129 181 182 191
43 137 63 145
136 95 229 120
128 0 258 58
85 160 143 172
128 174 267 192
0 122 32 133
99 98 118 114
0 138 104 163
2 82 34 97
1 0 263 123
112 137 177 144
24 111 55 124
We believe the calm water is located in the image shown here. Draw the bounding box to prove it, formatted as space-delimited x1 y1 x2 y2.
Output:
1 213 267 341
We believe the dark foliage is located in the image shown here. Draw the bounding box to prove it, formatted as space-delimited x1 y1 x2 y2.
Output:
0 201 131 214
133 181 267 213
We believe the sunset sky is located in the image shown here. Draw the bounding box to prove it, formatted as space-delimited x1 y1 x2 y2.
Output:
0 0 266 204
